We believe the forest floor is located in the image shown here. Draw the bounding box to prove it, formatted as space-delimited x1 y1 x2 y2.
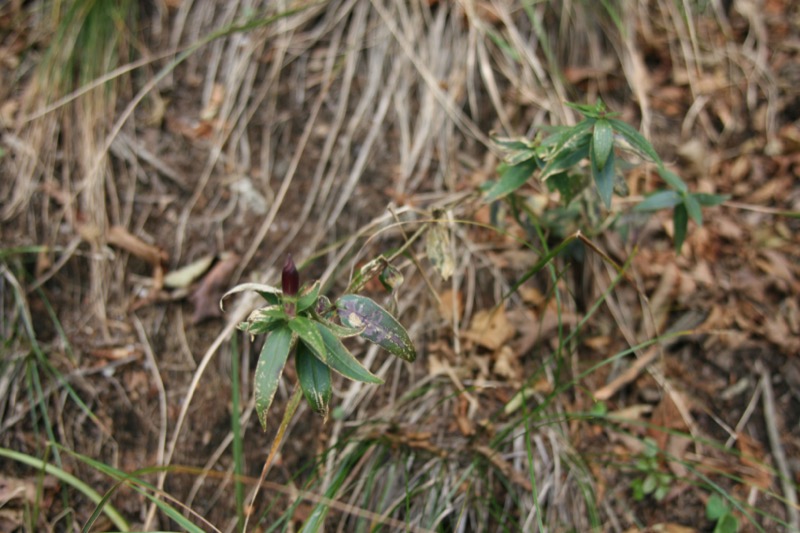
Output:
1 1 799 532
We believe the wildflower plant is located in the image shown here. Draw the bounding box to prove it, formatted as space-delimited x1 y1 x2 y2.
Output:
486 101 727 253
221 255 415 428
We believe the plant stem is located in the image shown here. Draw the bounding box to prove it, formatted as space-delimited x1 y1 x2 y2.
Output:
243 384 304 531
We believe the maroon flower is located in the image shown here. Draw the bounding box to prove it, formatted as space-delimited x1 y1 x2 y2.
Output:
282 254 299 297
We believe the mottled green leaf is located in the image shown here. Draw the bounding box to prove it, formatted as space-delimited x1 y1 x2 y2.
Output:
379 263 404 292
336 295 416 362
592 119 614 171
254 326 294 430
635 190 683 212
239 305 287 335
315 322 383 383
288 315 326 363
485 156 540 201
673 203 688 255
296 342 332 418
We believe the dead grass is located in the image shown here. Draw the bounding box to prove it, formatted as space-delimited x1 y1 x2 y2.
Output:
1 0 798 531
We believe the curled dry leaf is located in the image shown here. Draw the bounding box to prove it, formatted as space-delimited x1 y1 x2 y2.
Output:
190 253 240 324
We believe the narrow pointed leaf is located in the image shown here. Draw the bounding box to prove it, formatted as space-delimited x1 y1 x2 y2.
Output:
694 192 729 207
540 137 590 182
315 322 383 383
311 312 365 338
296 342 332 417
673 203 689 255
254 326 294 430
296 280 321 313
592 119 614 171
491 135 534 151
634 190 682 212
684 193 703 226
592 148 616 208
658 167 688 193
335 294 416 362
288 315 327 363
505 148 539 166
485 157 540 201
607 119 662 165
239 305 287 335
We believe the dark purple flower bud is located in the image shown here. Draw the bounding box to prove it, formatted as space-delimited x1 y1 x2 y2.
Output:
282 254 299 297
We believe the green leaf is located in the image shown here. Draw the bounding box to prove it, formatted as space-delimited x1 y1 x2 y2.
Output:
485 157 540 201
592 147 616 208
312 312 365 338
607 118 662 165
658 167 688 193
296 342 332 417
547 172 589 205
634 190 682 212
714 513 738 533
694 192 729 207
254 326 294 430
505 148 540 166
592 119 614 171
653 483 669 501
288 315 327 363
642 473 657 494
239 305 287 335
706 494 728 520
673 203 689 254
296 280 321 313
543 118 594 159
336 294 416 362
684 193 703 226
491 135 534 151
540 136 591 182
315 322 383 383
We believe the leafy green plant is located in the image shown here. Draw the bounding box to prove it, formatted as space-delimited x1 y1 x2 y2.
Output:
706 493 739 533
630 438 672 502
222 255 415 427
486 100 727 253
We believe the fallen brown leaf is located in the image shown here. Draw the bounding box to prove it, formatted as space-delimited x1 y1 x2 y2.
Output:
190 253 240 324
464 306 514 351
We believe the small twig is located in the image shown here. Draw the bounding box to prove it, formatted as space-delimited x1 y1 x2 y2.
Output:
758 362 800 532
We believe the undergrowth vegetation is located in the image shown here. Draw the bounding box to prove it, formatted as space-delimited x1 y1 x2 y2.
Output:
1 1 798 532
